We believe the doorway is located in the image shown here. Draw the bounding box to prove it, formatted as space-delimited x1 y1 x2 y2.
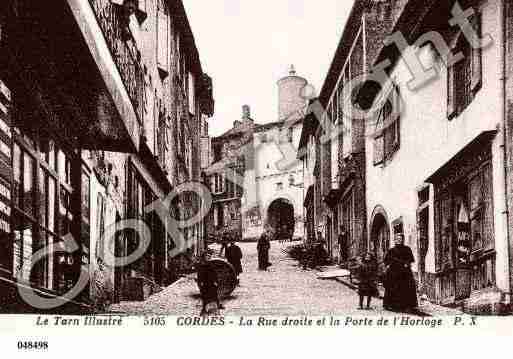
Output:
267 198 295 241
370 211 390 275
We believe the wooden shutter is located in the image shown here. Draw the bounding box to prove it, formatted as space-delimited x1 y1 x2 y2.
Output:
470 13 482 94
440 192 453 267
447 62 456 119
481 163 494 250
469 174 483 251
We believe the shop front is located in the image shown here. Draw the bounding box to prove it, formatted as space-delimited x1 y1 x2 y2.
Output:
427 133 497 306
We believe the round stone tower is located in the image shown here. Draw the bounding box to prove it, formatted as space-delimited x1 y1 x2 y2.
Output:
277 65 308 121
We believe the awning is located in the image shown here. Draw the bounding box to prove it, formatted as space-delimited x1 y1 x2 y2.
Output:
426 130 496 184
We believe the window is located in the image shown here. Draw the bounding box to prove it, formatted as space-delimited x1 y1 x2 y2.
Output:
276 182 284 191
12 124 77 292
211 173 224 194
373 86 401 166
447 12 482 120
261 134 267 143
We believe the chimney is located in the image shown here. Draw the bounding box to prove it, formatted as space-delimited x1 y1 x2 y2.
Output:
242 105 251 120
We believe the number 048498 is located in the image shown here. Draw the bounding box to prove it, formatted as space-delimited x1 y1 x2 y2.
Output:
17 341 49 351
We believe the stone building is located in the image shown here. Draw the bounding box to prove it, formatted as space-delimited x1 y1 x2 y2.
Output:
362 0 511 312
0 0 214 313
207 67 308 242
299 0 395 263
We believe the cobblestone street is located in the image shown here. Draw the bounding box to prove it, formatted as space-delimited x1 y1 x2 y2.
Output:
110 242 462 317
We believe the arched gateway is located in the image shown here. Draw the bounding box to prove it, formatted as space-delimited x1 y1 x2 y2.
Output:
266 198 295 240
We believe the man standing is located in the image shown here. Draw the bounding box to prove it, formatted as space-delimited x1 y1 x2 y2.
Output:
225 241 243 279
338 225 348 265
257 228 271 270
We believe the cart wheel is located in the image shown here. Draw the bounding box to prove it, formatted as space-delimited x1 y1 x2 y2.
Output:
197 258 237 298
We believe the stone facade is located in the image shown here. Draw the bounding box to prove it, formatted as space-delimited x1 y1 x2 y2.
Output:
207 69 309 242
0 0 214 312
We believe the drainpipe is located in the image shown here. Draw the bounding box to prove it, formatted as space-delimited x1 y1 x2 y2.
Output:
499 0 512 306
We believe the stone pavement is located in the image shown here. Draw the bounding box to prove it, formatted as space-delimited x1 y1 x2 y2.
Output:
109 241 462 317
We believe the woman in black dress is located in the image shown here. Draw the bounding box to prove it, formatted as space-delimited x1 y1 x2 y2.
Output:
257 229 271 270
383 233 418 312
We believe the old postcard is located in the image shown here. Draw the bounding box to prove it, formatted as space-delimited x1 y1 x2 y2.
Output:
0 0 512 356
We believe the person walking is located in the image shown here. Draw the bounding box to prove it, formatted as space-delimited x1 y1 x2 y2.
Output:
197 253 224 315
383 233 418 312
355 253 378 310
257 228 271 270
225 241 243 280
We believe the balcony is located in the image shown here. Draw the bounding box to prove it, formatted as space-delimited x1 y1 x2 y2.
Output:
64 0 144 152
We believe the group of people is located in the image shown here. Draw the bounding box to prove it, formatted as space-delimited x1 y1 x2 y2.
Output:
355 233 418 312
198 229 418 315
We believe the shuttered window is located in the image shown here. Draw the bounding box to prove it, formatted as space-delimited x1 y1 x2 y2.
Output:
447 11 482 120
373 86 401 165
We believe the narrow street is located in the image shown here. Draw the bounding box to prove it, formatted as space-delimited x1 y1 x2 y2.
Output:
109 242 460 317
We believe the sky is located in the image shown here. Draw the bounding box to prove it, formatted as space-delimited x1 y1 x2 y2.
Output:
183 0 355 137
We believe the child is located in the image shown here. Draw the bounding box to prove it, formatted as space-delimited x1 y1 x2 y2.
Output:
356 252 378 310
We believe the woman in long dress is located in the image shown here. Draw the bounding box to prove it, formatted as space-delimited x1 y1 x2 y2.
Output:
257 230 271 270
383 233 418 312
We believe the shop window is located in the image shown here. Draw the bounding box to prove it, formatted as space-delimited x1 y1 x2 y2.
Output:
11 124 77 292
437 162 494 270
447 12 482 120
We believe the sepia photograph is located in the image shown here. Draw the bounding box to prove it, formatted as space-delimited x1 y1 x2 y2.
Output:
0 1 513 353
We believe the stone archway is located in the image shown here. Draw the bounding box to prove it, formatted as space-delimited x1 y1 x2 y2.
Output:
266 198 295 241
370 206 390 270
